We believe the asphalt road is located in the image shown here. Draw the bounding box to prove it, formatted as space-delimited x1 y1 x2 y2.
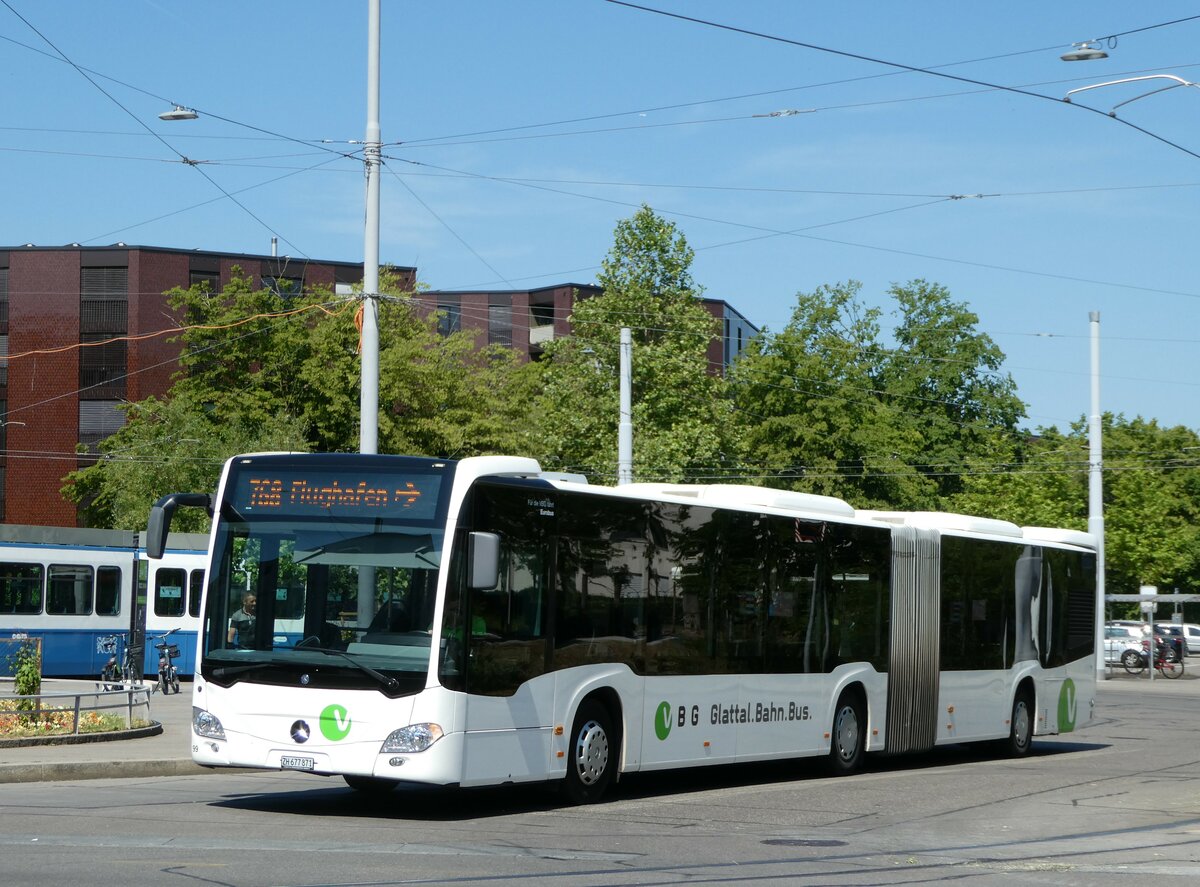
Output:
0 676 1197 886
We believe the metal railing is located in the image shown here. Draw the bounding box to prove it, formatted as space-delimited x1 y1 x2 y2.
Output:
0 684 152 737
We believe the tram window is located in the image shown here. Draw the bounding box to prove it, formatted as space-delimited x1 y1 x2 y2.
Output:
189 570 204 618
0 562 43 614
96 566 121 616
155 567 187 617
47 565 94 615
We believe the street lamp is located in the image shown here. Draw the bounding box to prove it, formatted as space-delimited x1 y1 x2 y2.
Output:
1061 41 1108 62
158 105 199 121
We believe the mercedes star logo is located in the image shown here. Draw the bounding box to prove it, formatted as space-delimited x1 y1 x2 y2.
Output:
290 720 311 744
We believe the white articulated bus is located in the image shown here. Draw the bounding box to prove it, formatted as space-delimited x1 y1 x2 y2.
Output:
147 453 1097 803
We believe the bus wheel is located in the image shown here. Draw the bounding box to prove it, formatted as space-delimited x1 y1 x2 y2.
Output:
1002 690 1033 757
562 699 615 805
828 691 865 775
343 775 398 795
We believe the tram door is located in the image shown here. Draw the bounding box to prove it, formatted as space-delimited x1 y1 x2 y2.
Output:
130 558 149 678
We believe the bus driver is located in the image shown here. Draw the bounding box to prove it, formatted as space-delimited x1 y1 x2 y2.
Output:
228 592 256 647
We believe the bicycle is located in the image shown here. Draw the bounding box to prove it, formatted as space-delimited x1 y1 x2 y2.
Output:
150 627 182 695
98 634 141 690
1123 644 1184 679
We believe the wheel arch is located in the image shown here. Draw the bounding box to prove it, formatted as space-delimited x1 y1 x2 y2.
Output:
576 685 624 779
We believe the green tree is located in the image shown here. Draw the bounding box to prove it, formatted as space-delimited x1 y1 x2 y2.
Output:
951 415 1200 595
876 280 1025 499
65 392 309 531
730 281 931 507
65 268 534 528
729 279 1022 510
533 206 733 482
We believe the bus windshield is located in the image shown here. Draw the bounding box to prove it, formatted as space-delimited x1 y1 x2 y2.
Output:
200 455 454 696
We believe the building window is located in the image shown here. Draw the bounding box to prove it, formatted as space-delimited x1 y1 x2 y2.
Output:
80 266 127 403
80 336 127 398
81 266 126 296
79 400 126 453
0 267 8 331
190 270 219 292
80 299 128 334
437 300 461 337
262 276 302 298
488 297 512 347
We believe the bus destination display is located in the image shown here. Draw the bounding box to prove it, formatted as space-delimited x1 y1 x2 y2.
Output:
232 471 443 520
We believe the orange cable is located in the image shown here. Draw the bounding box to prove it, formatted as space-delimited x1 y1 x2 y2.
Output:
2 299 354 362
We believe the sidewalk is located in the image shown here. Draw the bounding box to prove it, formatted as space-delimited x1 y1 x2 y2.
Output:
0 679 201 784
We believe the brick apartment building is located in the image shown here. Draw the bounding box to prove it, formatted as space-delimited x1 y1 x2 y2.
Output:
0 245 757 528
0 245 380 527
421 284 758 371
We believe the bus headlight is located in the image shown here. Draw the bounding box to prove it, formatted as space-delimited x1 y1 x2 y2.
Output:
193 707 226 741
381 723 444 753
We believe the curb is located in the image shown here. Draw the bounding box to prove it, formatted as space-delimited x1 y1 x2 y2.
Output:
0 758 210 784
0 721 162 749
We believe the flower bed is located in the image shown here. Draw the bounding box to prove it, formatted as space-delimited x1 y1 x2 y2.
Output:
0 698 148 738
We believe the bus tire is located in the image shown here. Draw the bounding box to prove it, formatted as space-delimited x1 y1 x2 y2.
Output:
828 690 866 776
561 699 616 805
344 775 398 795
1002 688 1034 757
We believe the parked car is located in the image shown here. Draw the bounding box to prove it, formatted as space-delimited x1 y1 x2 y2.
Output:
1153 624 1186 660
1156 622 1199 656
1108 620 1188 659
1104 624 1145 669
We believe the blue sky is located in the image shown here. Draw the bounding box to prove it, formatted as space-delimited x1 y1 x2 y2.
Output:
2 1 1198 434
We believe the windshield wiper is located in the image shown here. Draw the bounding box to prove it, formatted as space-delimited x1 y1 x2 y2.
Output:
292 644 401 693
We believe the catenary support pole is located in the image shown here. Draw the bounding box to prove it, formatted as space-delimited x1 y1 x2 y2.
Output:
1089 311 1106 681
358 0 382 631
618 327 633 485
359 0 381 456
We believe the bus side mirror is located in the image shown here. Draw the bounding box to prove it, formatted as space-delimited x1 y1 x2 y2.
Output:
468 532 500 590
146 492 213 558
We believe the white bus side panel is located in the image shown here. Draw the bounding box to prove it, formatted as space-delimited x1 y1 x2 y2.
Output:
934 670 1008 744
461 672 558 787
1034 656 1095 736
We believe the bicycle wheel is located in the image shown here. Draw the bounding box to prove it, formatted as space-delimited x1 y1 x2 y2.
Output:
1123 650 1146 675
1159 659 1183 679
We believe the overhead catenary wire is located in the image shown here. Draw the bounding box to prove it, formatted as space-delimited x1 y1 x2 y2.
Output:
0 0 311 260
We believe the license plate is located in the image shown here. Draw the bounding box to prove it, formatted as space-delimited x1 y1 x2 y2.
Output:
280 755 315 771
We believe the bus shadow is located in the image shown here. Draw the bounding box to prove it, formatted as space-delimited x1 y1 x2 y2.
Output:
210 738 1109 821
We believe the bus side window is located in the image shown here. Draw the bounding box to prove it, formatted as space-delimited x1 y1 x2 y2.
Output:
465 484 551 696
